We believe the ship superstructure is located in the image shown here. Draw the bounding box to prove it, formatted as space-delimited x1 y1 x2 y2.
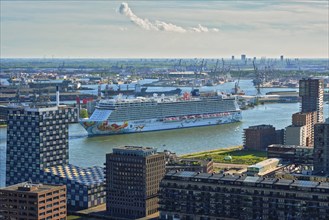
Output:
80 93 242 135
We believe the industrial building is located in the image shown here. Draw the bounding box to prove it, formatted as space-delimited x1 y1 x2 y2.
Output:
5 105 105 209
0 182 66 220
159 171 329 220
105 146 166 219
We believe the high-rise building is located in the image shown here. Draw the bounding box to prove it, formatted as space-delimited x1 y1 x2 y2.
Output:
0 104 25 124
159 171 329 220
0 182 67 220
313 121 329 175
5 106 105 209
299 78 324 122
105 146 166 219
6 106 74 185
285 125 307 146
285 112 316 147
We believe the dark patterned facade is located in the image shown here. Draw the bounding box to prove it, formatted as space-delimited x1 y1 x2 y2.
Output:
5 106 104 209
6 106 73 185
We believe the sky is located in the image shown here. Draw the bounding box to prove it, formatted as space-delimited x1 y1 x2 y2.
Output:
0 0 328 58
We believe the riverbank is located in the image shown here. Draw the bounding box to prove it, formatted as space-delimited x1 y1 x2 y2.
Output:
181 146 267 165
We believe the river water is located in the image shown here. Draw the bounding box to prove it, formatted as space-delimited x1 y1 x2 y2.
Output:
1 80 328 187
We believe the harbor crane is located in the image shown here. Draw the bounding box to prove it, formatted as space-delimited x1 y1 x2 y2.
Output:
194 59 204 80
221 58 232 82
57 61 65 74
213 59 219 75
221 58 225 74
232 64 244 95
253 60 262 95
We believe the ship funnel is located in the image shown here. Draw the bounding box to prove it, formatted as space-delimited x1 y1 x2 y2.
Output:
56 86 60 106
135 84 141 93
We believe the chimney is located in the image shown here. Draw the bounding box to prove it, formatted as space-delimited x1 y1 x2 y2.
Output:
56 86 60 106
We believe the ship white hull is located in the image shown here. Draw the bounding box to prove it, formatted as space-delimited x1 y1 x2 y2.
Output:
80 111 242 136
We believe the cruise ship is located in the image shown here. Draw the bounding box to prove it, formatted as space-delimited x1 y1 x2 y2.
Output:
80 92 242 135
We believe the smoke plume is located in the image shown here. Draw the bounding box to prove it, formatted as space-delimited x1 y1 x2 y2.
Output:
119 2 218 33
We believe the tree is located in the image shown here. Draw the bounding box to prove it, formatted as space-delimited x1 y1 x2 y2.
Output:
80 108 89 119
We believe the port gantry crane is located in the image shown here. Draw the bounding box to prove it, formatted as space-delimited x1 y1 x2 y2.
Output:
221 58 232 82
213 59 220 77
191 59 205 88
253 59 262 96
194 59 205 80
57 61 65 74
233 63 244 95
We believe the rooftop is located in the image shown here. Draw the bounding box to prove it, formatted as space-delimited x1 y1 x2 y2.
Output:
113 146 158 157
245 124 274 130
0 182 64 193
25 106 59 112
248 158 280 169
268 144 310 149
43 164 104 186
164 171 329 190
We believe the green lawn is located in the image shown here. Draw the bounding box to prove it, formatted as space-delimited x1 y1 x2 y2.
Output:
67 216 82 220
67 215 103 220
181 146 267 165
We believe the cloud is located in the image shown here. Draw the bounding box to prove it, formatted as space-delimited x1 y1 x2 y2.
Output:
154 20 186 33
118 2 218 33
119 27 128 31
189 24 220 33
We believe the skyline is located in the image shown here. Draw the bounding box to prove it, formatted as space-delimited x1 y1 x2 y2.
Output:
1 0 328 58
